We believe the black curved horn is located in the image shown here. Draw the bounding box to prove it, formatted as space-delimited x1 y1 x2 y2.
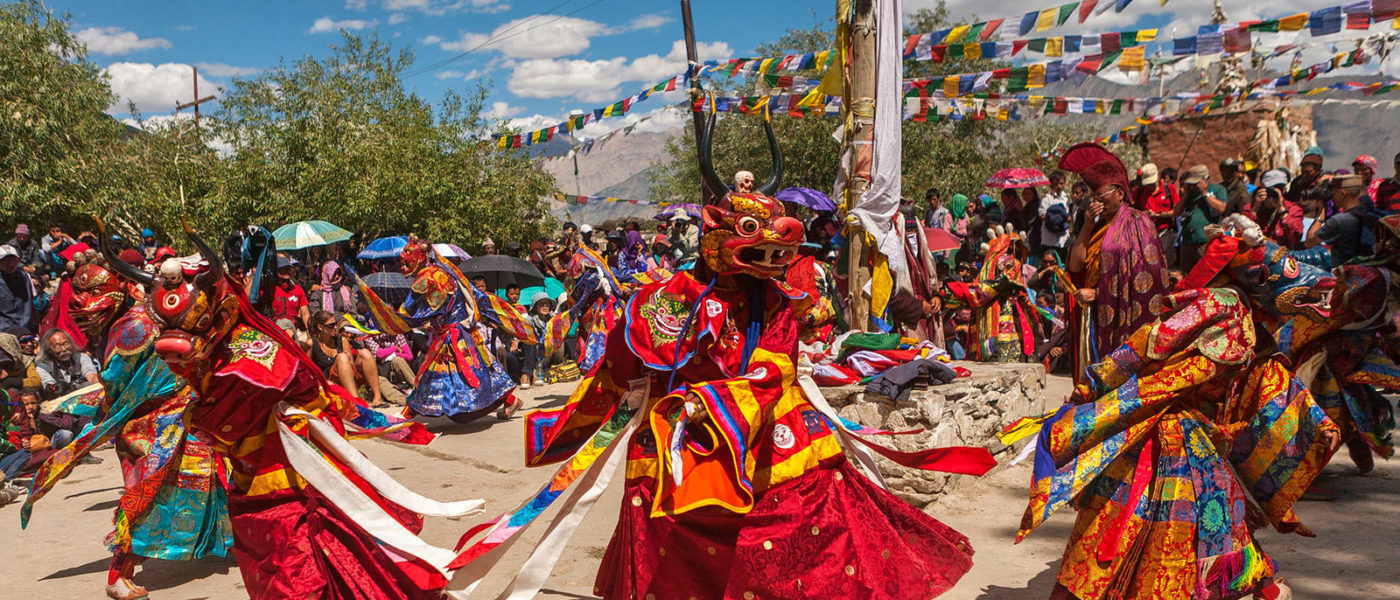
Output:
93 216 154 287
697 110 729 201
755 116 783 196
181 217 225 289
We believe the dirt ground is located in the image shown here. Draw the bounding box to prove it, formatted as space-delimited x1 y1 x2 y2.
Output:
3 375 1396 599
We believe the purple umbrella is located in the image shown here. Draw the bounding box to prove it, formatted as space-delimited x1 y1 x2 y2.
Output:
987 167 1050 189
655 203 701 221
775 187 837 212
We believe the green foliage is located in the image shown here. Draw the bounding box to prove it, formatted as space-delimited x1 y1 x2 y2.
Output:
212 32 557 246
649 1 1098 213
0 0 123 221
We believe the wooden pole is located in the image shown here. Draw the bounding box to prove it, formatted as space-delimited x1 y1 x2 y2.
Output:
842 0 877 331
680 0 710 204
175 65 216 138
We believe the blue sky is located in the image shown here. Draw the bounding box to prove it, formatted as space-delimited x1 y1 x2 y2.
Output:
48 0 1381 138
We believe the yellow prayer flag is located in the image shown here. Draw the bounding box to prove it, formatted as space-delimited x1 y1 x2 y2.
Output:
943 75 959 97
815 50 831 68
758 57 776 74
496 136 508 149
816 47 843 95
996 107 1009 121
1137 29 1157 42
1279 13 1308 31
869 235 894 325
1045 37 1063 57
1036 8 1057 32
796 88 827 109
946 24 971 44
965 43 982 60
1120 46 1146 71
1028 64 1046 88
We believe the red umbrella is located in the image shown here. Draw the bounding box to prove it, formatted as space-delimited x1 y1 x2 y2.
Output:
923 228 961 252
987 167 1049 189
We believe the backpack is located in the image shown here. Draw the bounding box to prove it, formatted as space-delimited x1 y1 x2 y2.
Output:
1044 202 1070 234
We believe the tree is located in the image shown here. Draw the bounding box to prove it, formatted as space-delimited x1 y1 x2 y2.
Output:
0 0 125 222
211 32 558 246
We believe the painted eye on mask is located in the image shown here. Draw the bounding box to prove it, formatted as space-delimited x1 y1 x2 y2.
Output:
736 216 761 236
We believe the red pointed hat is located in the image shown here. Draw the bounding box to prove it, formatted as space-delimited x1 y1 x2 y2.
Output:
1058 142 1129 193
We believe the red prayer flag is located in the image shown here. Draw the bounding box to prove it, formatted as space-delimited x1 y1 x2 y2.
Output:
980 18 1004 40
1013 39 1028 55
930 45 947 62
1101 32 1121 54
991 68 1012 78
1078 0 1099 23
904 34 921 57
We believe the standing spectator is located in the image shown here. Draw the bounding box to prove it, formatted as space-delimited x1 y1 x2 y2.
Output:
0 246 36 333
34 329 100 399
1218 157 1252 218
4 225 41 276
1130 163 1179 231
1038 173 1071 262
578 224 597 251
1287 146 1329 206
946 193 970 239
1315 174 1378 266
1298 187 1329 249
504 241 522 258
1353 155 1381 201
481 238 496 255
137 228 159 261
271 255 311 330
1173 164 1229 272
668 215 699 266
1373 152 1400 212
923 188 949 229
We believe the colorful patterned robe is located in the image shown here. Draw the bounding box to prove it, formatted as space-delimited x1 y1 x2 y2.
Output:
397 264 514 419
1019 289 1338 600
513 271 983 599
945 251 1040 362
179 316 453 600
22 304 232 574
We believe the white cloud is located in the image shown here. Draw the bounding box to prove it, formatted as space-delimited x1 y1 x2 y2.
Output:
621 13 673 32
573 105 686 138
421 34 443 45
389 12 408 24
75 26 171 56
104 62 218 115
505 112 560 133
173 25 197 32
484 101 524 120
194 62 261 77
506 39 731 102
436 68 482 80
346 0 369 10
308 16 378 34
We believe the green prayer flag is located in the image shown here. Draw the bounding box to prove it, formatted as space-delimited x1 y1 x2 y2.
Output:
1056 2 1076 26
947 44 964 59
1028 38 1047 53
966 21 987 40
1122 31 1138 46
1100 49 1123 70
1110 99 1123 115
1008 66 1029 92
1250 20 1280 32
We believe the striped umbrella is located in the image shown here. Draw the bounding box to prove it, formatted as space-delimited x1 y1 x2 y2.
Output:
272 220 354 250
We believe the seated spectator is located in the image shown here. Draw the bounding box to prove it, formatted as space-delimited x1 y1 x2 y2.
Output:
34 329 100 400
4 224 42 278
309 310 391 407
271 255 311 330
1 328 42 400
312 260 359 316
1 388 96 483
363 331 416 391
0 245 36 333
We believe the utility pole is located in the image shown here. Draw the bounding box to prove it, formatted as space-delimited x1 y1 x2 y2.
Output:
841 0 877 331
680 0 711 204
175 66 216 136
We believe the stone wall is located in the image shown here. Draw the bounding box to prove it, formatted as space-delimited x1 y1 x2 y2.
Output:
822 362 1048 509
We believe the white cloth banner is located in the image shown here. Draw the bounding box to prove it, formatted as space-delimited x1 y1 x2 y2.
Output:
846 0 909 294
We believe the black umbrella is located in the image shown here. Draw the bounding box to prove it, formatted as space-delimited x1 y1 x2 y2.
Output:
459 255 545 290
362 271 413 307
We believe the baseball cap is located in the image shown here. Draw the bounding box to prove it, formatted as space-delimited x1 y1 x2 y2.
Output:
276 256 294 269
1260 169 1289 189
1180 164 1210 185
13 224 29 236
579 224 594 233
1139 163 1159 185
0 245 17 260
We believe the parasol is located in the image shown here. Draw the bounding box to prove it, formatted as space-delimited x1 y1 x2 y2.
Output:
655 203 701 221
460 255 545 289
432 243 472 261
775 187 838 212
272 220 354 250
362 271 413 307
986 168 1050 189
358 236 408 260
923 228 962 253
